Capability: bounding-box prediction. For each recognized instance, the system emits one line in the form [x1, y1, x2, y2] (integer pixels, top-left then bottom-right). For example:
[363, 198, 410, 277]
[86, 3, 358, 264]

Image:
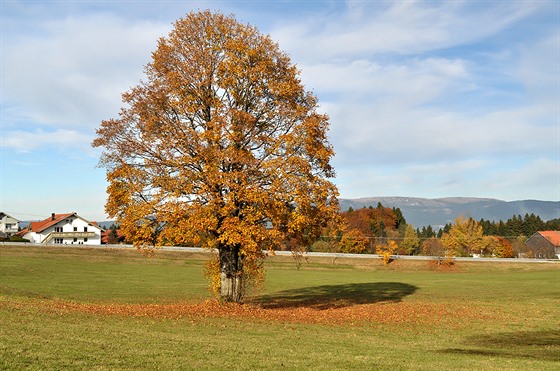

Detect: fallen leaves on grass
[2, 297, 495, 327]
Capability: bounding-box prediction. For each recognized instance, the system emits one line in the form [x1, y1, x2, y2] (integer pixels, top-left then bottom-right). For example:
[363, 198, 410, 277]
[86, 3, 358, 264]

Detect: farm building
[17, 212, 104, 245]
[525, 231, 560, 259]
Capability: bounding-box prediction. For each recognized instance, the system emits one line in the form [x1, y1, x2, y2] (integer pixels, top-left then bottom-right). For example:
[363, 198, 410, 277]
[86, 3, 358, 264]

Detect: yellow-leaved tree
[400, 224, 420, 255]
[441, 216, 484, 257]
[92, 11, 340, 302]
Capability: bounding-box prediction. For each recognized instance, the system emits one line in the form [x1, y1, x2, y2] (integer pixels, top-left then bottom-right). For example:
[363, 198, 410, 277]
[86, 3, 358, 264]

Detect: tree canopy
[93, 11, 340, 302]
[441, 216, 484, 257]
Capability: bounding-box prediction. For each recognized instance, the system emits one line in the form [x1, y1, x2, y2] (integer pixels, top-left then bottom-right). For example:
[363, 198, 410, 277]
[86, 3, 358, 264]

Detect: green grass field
[1, 245, 559, 370]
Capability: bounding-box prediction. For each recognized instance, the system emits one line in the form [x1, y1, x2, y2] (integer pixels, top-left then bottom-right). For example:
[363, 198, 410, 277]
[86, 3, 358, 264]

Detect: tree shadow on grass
[439, 329, 560, 362]
[257, 282, 418, 310]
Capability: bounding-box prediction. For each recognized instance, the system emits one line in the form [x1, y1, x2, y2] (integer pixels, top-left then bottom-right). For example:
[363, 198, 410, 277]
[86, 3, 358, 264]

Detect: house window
[84, 238, 88, 243]
[74, 227, 78, 232]
[54, 238, 63, 244]
[84, 227, 88, 232]
[55, 227, 63, 233]
[73, 238, 77, 242]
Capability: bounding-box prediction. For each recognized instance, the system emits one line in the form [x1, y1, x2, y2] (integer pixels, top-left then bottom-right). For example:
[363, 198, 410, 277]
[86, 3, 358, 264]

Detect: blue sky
[1, 0, 559, 222]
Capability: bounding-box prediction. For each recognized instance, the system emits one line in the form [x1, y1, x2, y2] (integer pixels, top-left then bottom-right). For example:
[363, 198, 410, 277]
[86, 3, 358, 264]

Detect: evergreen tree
[522, 213, 544, 236]
[426, 225, 435, 238]
[506, 215, 523, 237]
[497, 220, 507, 236]
[392, 207, 407, 233]
[107, 224, 119, 244]
[544, 218, 560, 230]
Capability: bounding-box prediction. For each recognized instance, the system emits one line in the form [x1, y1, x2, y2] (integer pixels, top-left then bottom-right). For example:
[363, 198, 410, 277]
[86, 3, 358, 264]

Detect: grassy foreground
[1, 245, 559, 370]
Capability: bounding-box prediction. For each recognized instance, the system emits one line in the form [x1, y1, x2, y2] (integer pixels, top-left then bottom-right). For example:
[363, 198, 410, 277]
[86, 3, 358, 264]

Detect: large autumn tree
[93, 11, 340, 302]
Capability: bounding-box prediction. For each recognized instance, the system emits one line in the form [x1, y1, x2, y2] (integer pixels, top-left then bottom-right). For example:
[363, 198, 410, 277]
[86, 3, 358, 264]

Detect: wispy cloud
[274, 1, 540, 59]
[2, 128, 93, 153]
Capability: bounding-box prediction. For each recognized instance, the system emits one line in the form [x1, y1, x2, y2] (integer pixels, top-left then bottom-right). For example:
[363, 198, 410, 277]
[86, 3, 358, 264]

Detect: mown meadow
[1, 245, 559, 369]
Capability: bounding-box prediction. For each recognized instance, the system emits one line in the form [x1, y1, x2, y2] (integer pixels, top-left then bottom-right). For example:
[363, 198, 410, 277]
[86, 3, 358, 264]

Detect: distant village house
[0, 212, 20, 237]
[525, 231, 560, 259]
[17, 212, 103, 245]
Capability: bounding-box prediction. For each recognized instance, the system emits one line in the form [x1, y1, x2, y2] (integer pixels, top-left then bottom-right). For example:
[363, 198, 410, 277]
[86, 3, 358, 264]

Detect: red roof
[100, 229, 126, 244]
[538, 231, 560, 246]
[28, 213, 76, 233]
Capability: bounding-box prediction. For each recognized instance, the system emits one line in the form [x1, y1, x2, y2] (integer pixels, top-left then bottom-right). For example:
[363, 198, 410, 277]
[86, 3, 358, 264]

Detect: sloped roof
[28, 213, 76, 233]
[538, 231, 560, 246]
[17, 212, 104, 237]
[0, 212, 19, 221]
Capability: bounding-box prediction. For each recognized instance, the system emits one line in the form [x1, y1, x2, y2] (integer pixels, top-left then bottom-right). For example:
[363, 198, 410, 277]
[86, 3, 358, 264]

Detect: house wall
[0, 215, 19, 235]
[525, 233, 557, 259]
[26, 216, 102, 245]
[22, 231, 41, 243]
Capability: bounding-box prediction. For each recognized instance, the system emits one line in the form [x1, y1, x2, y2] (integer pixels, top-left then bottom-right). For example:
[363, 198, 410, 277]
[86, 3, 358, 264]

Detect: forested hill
[338, 197, 560, 228]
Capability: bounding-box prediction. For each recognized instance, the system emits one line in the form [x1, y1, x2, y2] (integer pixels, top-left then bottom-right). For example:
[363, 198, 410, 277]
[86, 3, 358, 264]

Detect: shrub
[376, 240, 398, 266]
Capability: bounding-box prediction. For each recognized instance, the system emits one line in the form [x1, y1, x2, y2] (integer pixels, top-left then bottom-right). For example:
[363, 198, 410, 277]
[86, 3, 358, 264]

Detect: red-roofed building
[101, 228, 126, 244]
[525, 231, 560, 259]
[17, 212, 104, 245]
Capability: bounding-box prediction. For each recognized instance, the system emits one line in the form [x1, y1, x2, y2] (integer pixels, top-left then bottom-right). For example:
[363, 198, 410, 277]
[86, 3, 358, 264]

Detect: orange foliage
[339, 229, 370, 254]
[482, 235, 514, 258]
[493, 236, 514, 258]
[341, 206, 398, 238]
[421, 238, 445, 257]
[376, 241, 399, 265]
[92, 11, 340, 302]
[342, 208, 373, 236]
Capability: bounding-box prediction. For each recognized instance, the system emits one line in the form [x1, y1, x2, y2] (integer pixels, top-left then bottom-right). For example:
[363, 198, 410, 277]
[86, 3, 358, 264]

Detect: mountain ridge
[339, 197, 560, 228]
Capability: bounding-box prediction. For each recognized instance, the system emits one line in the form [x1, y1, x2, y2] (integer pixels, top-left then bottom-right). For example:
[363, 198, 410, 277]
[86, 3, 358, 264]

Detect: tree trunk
[219, 244, 243, 302]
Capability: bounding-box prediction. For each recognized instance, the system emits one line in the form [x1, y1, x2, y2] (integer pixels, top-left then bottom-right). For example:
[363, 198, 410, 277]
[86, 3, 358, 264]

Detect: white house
[0, 212, 20, 237]
[17, 212, 104, 245]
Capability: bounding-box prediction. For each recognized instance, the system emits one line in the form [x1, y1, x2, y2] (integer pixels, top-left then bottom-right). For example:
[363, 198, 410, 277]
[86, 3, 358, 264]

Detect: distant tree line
[478, 214, 560, 238]
[417, 214, 560, 240]
[307, 204, 559, 259]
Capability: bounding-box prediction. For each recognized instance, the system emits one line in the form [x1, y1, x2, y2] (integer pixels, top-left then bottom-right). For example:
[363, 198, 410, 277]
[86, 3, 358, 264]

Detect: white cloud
[2, 13, 170, 131]
[517, 33, 560, 104]
[2, 128, 93, 153]
[301, 57, 468, 101]
[329, 100, 558, 167]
